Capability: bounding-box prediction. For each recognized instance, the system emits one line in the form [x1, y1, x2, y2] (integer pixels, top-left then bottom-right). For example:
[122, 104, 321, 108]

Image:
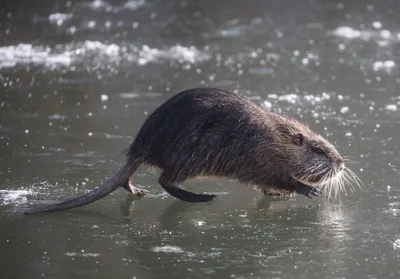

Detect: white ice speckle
[88, 132, 93, 136]
[123, 0, 145, 10]
[119, 93, 139, 99]
[136, 45, 210, 65]
[262, 101, 272, 109]
[65, 252, 100, 257]
[90, 0, 106, 9]
[385, 104, 397, 111]
[321, 92, 331, 100]
[380, 30, 391, 39]
[332, 26, 361, 39]
[152, 245, 184, 253]
[101, 94, 108, 101]
[48, 114, 67, 120]
[345, 132, 352, 137]
[80, 41, 120, 57]
[393, 239, 400, 250]
[373, 60, 395, 71]
[277, 94, 298, 104]
[340, 107, 349, 113]
[88, 21, 96, 28]
[385, 60, 396, 67]
[48, 13, 73, 26]
[372, 21, 382, 29]
[25, 129, 29, 134]
[301, 58, 309, 65]
[217, 25, 247, 37]
[68, 26, 77, 34]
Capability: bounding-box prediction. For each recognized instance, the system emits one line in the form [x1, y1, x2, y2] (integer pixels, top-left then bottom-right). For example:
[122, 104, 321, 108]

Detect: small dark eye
[293, 133, 304, 145]
[311, 146, 325, 155]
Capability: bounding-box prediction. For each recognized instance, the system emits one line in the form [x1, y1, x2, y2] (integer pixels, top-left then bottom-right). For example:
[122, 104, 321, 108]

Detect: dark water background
[1, 0, 400, 278]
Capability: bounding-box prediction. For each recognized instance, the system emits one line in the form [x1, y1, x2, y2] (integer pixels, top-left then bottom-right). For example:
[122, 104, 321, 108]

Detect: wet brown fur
[24, 88, 344, 214]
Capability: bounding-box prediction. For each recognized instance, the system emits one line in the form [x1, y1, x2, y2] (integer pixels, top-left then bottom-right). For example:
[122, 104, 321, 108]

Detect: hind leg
[121, 179, 148, 196]
[158, 171, 216, 203]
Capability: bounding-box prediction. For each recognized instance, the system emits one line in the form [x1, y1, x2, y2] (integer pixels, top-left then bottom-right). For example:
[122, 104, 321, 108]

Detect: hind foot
[295, 183, 322, 199]
[121, 180, 148, 196]
[127, 181, 148, 196]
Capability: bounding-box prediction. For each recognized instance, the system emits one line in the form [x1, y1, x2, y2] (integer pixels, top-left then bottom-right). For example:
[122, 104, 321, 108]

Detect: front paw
[262, 188, 294, 197]
[295, 184, 323, 199]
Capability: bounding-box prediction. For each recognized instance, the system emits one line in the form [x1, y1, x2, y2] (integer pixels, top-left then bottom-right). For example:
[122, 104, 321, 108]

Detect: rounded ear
[293, 133, 304, 145]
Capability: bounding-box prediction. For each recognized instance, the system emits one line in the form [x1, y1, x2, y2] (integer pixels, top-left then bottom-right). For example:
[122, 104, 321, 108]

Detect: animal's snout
[333, 156, 344, 171]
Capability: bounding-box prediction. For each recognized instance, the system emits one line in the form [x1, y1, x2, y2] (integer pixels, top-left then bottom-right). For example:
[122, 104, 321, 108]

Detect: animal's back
[129, 88, 271, 176]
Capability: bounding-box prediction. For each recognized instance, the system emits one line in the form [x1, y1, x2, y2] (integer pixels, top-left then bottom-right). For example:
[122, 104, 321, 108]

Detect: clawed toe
[134, 189, 149, 196]
[128, 182, 148, 196]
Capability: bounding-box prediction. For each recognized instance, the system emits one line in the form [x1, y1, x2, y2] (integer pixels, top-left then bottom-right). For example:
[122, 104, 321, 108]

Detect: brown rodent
[24, 88, 357, 214]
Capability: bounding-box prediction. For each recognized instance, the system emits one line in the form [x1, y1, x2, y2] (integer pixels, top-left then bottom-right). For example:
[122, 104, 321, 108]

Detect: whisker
[342, 171, 355, 193]
[342, 155, 358, 161]
[343, 160, 359, 165]
[345, 167, 363, 189]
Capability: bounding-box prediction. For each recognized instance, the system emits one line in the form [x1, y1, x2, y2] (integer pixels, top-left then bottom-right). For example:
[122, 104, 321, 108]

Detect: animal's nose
[334, 157, 344, 171]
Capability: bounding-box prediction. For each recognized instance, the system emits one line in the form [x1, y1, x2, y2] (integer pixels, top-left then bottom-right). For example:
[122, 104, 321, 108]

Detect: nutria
[24, 88, 359, 214]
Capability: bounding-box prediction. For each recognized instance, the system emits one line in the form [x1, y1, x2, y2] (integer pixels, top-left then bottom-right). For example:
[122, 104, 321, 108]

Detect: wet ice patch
[217, 25, 247, 37]
[100, 94, 108, 102]
[331, 26, 399, 45]
[152, 245, 184, 253]
[304, 92, 331, 103]
[88, 0, 108, 9]
[74, 41, 120, 57]
[0, 44, 72, 68]
[261, 100, 272, 109]
[0, 189, 34, 205]
[121, 0, 145, 11]
[267, 93, 298, 104]
[385, 104, 397, 112]
[386, 201, 400, 216]
[119, 92, 139, 99]
[84, 0, 145, 11]
[65, 252, 101, 257]
[48, 13, 73, 26]
[372, 60, 395, 72]
[266, 92, 332, 105]
[0, 42, 210, 69]
[136, 45, 210, 65]
[393, 239, 400, 250]
[331, 26, 363, 39]
[340, 107, 349, 113]
[48, 114, 67, 120]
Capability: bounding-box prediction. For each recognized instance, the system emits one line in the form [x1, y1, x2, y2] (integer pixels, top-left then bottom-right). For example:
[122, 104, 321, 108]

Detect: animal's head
[273, 114, 360, 197]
